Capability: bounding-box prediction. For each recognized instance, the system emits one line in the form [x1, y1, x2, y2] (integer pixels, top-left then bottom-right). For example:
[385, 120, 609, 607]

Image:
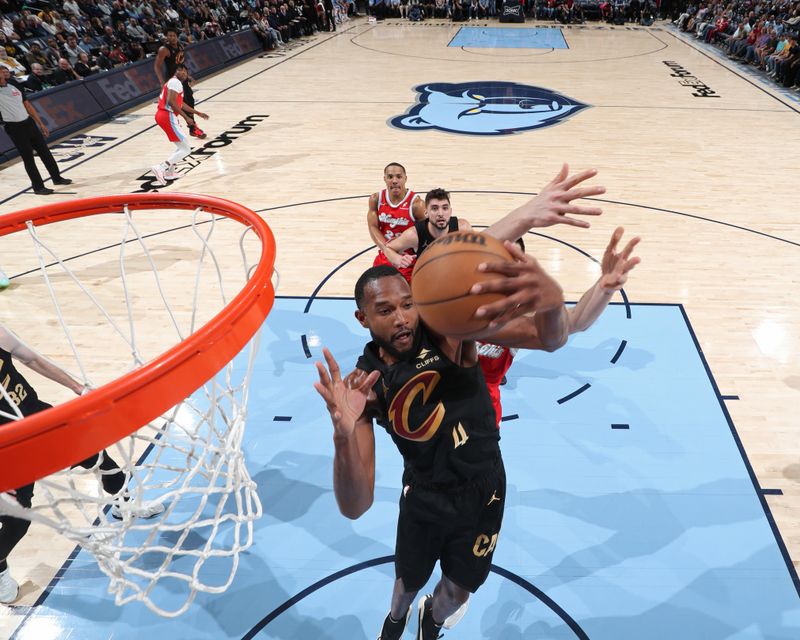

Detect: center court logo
[389, 81, 588, 136]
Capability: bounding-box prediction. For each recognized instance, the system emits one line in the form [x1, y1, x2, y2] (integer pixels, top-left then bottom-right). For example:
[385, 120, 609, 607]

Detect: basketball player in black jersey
[154, 27, 206, 139]
[0, 325, 164, 604]
[382, 187, 470, 278]
[314, 164, 607, 640]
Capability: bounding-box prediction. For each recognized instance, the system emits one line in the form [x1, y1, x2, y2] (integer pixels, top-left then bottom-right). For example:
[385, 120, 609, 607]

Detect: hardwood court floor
[1, 17, 799, 638]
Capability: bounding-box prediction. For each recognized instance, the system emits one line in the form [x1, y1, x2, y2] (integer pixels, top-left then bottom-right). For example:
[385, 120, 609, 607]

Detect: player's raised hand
[519, 163, 605, 229]
[470, 240, 564, 327]
[313, 348, 379, 438]
[599, 227, 641, 291]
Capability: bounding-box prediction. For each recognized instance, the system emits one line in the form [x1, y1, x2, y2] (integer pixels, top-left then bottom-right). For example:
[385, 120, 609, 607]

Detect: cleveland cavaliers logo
[388, 371, 446, 442]
[389, 81, 588, 136]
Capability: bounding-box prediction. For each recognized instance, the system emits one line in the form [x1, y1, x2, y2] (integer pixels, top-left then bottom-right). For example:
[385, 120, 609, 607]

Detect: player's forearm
[367, 221, 387, 252]
[332, 433, 373, 519]
[25, 357, 84, 395]
[482, 203, 534, 243]
[568, 279, 614, 334]
[533, 305, 569, 352]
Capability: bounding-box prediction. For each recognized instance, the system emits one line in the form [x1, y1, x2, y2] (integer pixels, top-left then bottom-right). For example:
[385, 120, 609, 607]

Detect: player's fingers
[620, 236, 641, 261]
[547, 162, 569, 188]
[557, 204, 603, 217]
[477, 296, 535, 323]
[474, 259, 529, 279]
[562, 184, 605, 202]
[322, 347, 342, 382]
[357, 370, 381, 392]
[561, 167, 597, 191]
[623, 256, 642, 273]
[554, 216, 591, 229]
[503, 240, 527, 261]
[605, 226, 624, 255]
[315, 360, 332, 387]
[312, 381, 334, 408]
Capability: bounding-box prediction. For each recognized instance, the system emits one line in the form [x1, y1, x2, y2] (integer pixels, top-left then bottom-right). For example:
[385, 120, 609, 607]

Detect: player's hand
[599, 227, 641, 291]
[38, 123, 49, 138]
[396, 254, 415, 269]
[519, 163, 605, 229]
[197, 111, 209, 120]
[314, 348, 379, 439]
[470, 240, 564, 327]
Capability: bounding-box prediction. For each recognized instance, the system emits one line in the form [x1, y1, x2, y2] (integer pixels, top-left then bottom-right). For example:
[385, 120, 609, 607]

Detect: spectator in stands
[41, 38, 62, 68]
[62, 35, 82, 65]
[74, 51, 96, 78]
[126, 16, 149, 42]
[108, 41, 129, 65]
[63, 0, 84, 19]
[49, 57, 81, 84]
[0, 48, 25, 78]
[96, 45, 115, 70]
[24, 44, 53, 73]
[23, 63, 53, 93]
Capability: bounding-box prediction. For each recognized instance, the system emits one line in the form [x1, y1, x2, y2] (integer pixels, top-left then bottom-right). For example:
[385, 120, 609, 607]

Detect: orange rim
[0, 193, 276, 492]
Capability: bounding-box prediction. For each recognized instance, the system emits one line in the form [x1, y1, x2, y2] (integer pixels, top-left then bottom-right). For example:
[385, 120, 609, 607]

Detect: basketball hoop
[0, 193, 276, 616]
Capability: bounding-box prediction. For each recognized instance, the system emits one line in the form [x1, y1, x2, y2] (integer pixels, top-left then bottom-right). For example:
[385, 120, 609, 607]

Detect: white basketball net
[0, 202, 272, 616]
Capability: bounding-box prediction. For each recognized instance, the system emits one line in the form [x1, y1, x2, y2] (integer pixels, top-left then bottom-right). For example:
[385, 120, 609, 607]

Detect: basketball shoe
[0, 568, 19, 604]
[189, 124, 207, 139]
[151, 164, 167, 186]
[416, 595, 444, 640]
[111, 498, 165, 520]
[164, 165, 180, 181]
[377, 605, 411, 640]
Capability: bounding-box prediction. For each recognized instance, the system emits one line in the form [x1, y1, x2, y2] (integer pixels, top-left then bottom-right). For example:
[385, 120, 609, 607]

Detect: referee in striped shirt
[0, 66, 71, 197]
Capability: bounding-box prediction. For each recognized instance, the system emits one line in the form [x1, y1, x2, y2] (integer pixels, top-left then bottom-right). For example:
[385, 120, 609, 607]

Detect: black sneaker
[33, 187, 54, 195]
[416, 595, 443, 640]
[378, 605, 411, 640]
[52, 177, 73, 185]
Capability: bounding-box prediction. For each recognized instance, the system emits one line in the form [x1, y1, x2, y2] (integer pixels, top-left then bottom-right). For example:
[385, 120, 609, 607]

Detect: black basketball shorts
[394, 457, 506, 593]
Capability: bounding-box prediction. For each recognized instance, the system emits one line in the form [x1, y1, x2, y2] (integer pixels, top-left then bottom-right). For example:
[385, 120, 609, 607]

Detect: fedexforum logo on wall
[389, 81, 588, 136]
[133, 115, 268, 192]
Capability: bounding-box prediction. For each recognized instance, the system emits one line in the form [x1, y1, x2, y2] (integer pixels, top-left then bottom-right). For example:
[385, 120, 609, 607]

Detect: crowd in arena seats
[674, 0, 800, 89]
[0, 0, 356, 95]
[369, 0, 658, 26]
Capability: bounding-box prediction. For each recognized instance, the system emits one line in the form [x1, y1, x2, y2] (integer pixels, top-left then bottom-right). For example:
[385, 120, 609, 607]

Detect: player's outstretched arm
[483, 163, 605, 242]
[569, 227, 641, 333]
[313, 348, 380, 519]
[0, 325, 85, 395]
[385, 226, 419, 269]
[466, 241, 569, 351]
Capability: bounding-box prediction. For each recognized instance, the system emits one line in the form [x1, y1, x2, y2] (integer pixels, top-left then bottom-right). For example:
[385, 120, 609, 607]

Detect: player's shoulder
[166, 76, 183, 90]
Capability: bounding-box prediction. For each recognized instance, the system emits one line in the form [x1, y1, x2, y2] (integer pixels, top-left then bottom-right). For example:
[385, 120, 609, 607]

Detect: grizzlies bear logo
[389, 81, 588, 136]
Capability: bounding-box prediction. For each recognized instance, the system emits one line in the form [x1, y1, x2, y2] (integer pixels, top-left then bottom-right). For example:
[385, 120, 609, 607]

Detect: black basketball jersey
[356, 327, 500, 486]
[414, 217, 459, 257]
[0, 347, 41, 421]
[163, 43, 185, 77]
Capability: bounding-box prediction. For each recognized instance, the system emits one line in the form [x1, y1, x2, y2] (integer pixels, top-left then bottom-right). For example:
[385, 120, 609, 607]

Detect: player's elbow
[337, 495, 373, 520]
[540, 328, 569, 352]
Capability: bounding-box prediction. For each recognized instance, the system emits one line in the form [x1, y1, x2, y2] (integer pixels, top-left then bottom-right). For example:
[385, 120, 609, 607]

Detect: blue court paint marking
[611, 423, 630, 430]
[500, 413, 519, 422]
[300, 334, 312, 358]
[610, 339, 628, 363]
[722, 395, 739, 400]
[678, 304, 800, 598]
[272, 416, 292, 422]
[762, 489, 784, 496]
[241, 556, 589, 640]
[448, 27, 569, 49]
[556, 383, 591, 405]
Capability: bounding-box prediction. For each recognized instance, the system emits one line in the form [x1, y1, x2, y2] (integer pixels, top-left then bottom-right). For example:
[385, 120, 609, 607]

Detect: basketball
[411, 231, 513, 336]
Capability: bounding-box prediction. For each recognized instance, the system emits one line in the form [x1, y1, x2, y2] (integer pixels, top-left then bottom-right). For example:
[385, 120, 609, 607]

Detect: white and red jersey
[157, 76, 184, 113]
[376, 188, 418, 244]
[477, 342, 517, 428]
